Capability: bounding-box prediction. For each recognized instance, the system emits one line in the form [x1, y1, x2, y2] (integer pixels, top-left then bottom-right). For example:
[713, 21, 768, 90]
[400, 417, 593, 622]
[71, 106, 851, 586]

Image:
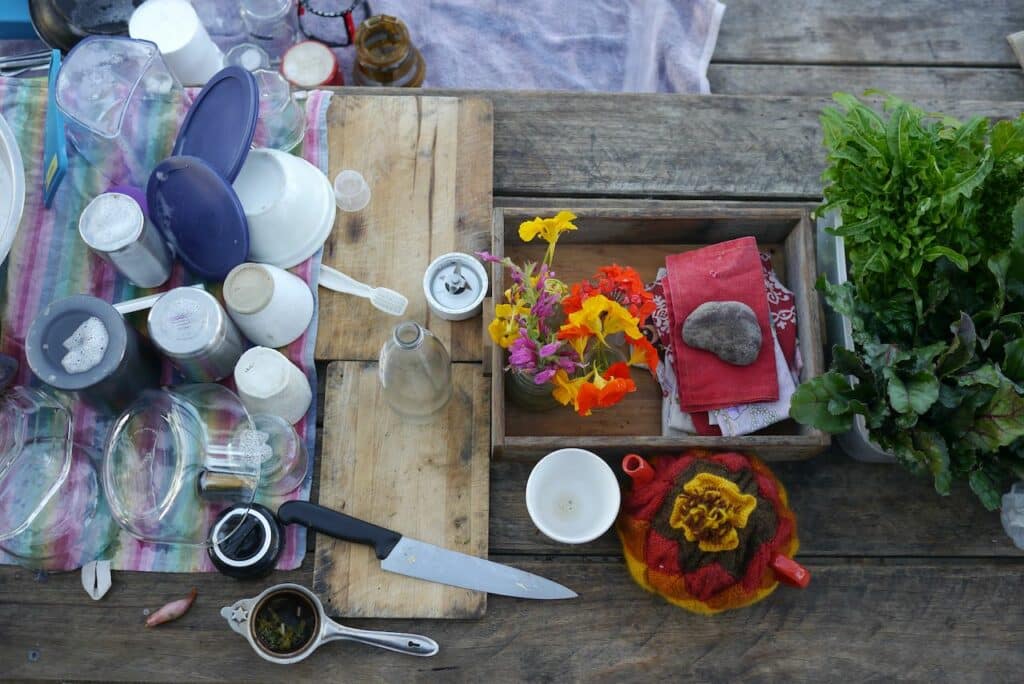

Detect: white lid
[282, 41, 337, 87]
[148, 287, 224, 356]
[79, 192, 144, 251]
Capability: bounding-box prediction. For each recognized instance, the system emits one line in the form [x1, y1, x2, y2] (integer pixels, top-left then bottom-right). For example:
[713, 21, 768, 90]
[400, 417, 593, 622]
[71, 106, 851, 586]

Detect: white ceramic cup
[234, 346, 312, 425]
[232, 148, 337, 269]
[129, 0, 224, 86]
[223, 262, 314, 348]
[526, 448, 621, 544]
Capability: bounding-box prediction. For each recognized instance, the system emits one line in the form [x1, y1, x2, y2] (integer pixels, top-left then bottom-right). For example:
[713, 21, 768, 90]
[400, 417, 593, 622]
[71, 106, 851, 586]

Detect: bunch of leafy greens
[790, 92, 1024, 509]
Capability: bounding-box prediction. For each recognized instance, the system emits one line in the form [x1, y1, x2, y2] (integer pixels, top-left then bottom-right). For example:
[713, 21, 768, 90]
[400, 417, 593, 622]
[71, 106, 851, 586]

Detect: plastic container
[240, 0, 299, 64]
[815, 213, 895, 463]
[333, 170, 371, 212]
[232, 148, 336, 268]
[55, 36, 182, 186]
[378, 321, 452, 419]
[223, 262, 314, 348]
[253, 68, 306, 152]
[129, 0, 224, 86]
[526, 448, 620, 544]
[102, 384, 262, 547]
[0, 386, 114, 569]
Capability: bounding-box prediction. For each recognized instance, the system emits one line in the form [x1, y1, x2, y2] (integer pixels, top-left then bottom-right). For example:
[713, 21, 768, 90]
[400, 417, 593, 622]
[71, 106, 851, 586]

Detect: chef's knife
[277, 501, 577, 600]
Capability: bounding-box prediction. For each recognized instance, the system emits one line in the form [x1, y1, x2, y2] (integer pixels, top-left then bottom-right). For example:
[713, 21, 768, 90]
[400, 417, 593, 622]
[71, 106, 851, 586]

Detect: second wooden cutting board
[316, 94, 493, 363]
[314, 361, 490, 618]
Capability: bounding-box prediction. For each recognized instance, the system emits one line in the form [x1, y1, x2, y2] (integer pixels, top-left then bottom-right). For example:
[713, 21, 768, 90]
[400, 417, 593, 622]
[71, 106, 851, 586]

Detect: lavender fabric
[315, 0, 726, 93]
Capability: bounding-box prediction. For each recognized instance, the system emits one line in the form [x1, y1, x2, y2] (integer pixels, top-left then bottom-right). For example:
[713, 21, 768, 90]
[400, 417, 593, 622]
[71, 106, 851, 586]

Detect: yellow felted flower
[668, 472, 758, 552]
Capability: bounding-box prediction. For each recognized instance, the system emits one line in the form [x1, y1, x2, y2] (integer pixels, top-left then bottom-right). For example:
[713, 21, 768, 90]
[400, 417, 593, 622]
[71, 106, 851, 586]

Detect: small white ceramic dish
[526, 448, 621, 545]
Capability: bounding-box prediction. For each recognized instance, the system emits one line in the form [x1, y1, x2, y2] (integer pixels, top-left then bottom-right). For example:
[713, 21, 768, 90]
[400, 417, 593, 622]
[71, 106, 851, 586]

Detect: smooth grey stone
[682, 300, 762, 366]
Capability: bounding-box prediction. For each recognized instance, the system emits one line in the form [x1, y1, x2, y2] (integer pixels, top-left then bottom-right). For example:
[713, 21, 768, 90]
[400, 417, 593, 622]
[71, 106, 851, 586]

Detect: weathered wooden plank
[488, 448, 1024, 558]
[314, 88, 1024, 199]
[709, 64, 1024, 100]
[715, 0, 1023, 66]
[2, 558, 1022, 682]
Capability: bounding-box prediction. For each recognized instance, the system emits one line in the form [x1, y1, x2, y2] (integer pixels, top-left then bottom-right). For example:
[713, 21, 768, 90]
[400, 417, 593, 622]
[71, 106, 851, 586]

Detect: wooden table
[3, 2, 1024, 680]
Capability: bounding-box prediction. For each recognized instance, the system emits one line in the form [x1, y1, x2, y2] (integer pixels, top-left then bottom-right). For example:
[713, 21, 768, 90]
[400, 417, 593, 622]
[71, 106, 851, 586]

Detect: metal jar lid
[423, 252, 488, 321]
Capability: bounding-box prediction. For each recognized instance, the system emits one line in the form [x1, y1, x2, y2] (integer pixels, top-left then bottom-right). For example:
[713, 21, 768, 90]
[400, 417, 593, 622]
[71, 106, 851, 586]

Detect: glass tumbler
[252, 69, 306, 151]
[378, 322, 453, 419]
[55, 36, 182, 186]
[240, 0, 299, 64]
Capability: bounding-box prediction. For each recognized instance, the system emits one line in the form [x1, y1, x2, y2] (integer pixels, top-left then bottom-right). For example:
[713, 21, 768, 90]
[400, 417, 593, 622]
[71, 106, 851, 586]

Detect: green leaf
[922, 246, 968, 271]
[1004, 339, 1024, 384]
[789, 372, 855, 433]
[941, 147, 993, 204]
[913, 430, 951, 495]
[936, 313, 976, 377]
[957, 364, 1003, 388]
[906, 372, 940, 414]
[886, 372, 910, 413]
[963, 376, 1024, 450]
[968, 469, 1002, 511]
[832, 345, 871, 381]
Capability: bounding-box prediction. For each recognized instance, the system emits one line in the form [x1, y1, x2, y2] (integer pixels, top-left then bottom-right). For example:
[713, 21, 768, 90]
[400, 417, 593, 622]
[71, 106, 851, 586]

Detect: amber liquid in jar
[353, 15, 426, 87]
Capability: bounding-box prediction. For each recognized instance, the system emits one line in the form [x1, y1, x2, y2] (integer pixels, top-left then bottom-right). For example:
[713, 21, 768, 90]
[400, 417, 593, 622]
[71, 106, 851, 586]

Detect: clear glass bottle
[379, 322, 452, 418]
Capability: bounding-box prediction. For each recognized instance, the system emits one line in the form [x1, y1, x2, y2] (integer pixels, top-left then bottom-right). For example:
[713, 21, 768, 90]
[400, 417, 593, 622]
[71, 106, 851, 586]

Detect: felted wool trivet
[617, 450, 809, 615]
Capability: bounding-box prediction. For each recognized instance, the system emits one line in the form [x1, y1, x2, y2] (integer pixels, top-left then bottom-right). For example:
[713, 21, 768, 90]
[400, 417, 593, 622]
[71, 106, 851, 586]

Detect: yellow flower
[560, 295, 643, 345]
[518, 211, 577, 263]
[488, 303, 523, 348]
[552, 369, 589, 407]
[668, 472, 758, 553]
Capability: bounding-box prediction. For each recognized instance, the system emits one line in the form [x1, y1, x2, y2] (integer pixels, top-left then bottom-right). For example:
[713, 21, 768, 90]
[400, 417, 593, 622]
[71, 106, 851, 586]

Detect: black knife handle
[277, 501, 402, 559]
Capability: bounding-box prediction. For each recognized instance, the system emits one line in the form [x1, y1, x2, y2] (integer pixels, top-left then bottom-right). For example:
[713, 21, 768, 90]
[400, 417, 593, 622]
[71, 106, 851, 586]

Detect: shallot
[145, 588, 197, 627]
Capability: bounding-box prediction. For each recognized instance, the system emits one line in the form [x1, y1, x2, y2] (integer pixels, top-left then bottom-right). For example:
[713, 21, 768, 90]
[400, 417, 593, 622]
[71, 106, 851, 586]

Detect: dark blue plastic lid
[147, 156, 249, 281]
[172, 66, 259, 182]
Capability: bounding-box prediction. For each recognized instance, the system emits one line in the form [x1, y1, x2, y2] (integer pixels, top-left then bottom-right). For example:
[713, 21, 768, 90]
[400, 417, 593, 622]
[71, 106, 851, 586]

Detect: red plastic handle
[622, 453, 655, 486]
[771, 554, 811, 588]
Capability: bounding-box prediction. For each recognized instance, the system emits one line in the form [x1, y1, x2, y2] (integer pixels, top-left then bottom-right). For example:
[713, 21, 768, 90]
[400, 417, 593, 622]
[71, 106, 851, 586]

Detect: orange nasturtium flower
[557, 295, 643, 345]
[552, 362, 637, 416]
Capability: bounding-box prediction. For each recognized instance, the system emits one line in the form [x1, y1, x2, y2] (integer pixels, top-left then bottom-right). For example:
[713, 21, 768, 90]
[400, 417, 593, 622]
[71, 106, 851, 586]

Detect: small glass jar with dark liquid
[352, 15, 425, 87]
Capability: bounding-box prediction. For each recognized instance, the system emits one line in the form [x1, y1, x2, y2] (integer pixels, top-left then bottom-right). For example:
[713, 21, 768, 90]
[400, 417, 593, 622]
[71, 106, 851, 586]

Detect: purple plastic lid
[147, 156, 249, 281]
[172, 66, 259, 182]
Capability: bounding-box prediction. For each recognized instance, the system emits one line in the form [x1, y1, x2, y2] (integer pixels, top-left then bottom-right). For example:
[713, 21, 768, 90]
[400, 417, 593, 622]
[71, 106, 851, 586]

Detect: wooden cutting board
[314, 361, 490, 618]
[316, 95, 493, 362]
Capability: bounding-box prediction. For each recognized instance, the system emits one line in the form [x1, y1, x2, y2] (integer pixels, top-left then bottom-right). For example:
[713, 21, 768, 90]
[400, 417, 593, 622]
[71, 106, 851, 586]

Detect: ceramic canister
[223, 262, 314, 349]
[25, 294, 161, 411]
[233, 346, 312, 425]
[148, 287, 246, 382]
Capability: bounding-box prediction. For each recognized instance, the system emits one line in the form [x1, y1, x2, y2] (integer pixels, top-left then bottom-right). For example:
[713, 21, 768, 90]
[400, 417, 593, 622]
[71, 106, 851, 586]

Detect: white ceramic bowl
[233, 148, 336, 269]
[525, 448, 621, 544]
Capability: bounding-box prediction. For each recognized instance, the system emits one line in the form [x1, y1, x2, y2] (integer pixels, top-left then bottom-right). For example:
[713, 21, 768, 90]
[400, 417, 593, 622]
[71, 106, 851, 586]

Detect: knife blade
[277, 501, 577, 600]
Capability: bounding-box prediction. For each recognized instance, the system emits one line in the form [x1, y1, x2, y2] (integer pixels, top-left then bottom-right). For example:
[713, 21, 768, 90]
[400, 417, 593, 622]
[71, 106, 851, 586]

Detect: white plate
[0, 112, 26, 267]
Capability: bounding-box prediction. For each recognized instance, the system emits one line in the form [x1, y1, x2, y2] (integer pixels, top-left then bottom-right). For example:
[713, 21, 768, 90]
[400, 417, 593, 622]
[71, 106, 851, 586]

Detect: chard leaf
[886, 372, 910, 413]
[963, 376, 1024, 450]
[1004, 339, 1024, 384]
[913, 430, 952, 495]
[906, 372, 941, 414]
[789, 372, 855, 433]
[936, 313, 976, 377]
[968, 469, 1003, 511]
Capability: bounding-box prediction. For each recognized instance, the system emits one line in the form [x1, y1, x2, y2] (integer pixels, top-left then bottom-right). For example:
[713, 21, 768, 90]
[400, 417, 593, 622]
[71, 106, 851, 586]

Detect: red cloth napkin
[665, 237, 778, 413]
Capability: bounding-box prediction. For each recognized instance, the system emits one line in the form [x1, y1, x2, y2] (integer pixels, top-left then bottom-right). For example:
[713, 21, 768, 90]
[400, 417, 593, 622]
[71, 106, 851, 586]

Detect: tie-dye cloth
[0, 76, 332, 572]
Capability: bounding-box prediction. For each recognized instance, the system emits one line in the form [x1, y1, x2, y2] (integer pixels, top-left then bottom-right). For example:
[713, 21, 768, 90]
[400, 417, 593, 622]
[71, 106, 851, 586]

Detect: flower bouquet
[481, 211, 658, 416]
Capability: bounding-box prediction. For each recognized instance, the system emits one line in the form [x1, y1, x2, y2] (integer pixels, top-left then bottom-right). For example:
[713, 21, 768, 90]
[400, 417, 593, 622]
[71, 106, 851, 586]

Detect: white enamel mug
[526, 448, 621, 544]
[223, 262, 314, 348]
[234, 346, 312, 424]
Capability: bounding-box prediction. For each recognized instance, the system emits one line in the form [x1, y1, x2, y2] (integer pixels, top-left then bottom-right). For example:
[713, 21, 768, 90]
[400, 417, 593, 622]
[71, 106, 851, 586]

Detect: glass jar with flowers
[482, 212, 659, 416]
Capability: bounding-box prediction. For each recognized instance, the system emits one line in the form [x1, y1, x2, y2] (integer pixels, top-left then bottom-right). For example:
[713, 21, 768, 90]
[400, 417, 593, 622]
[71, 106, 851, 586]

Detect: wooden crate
[488, 203, 830, 461]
